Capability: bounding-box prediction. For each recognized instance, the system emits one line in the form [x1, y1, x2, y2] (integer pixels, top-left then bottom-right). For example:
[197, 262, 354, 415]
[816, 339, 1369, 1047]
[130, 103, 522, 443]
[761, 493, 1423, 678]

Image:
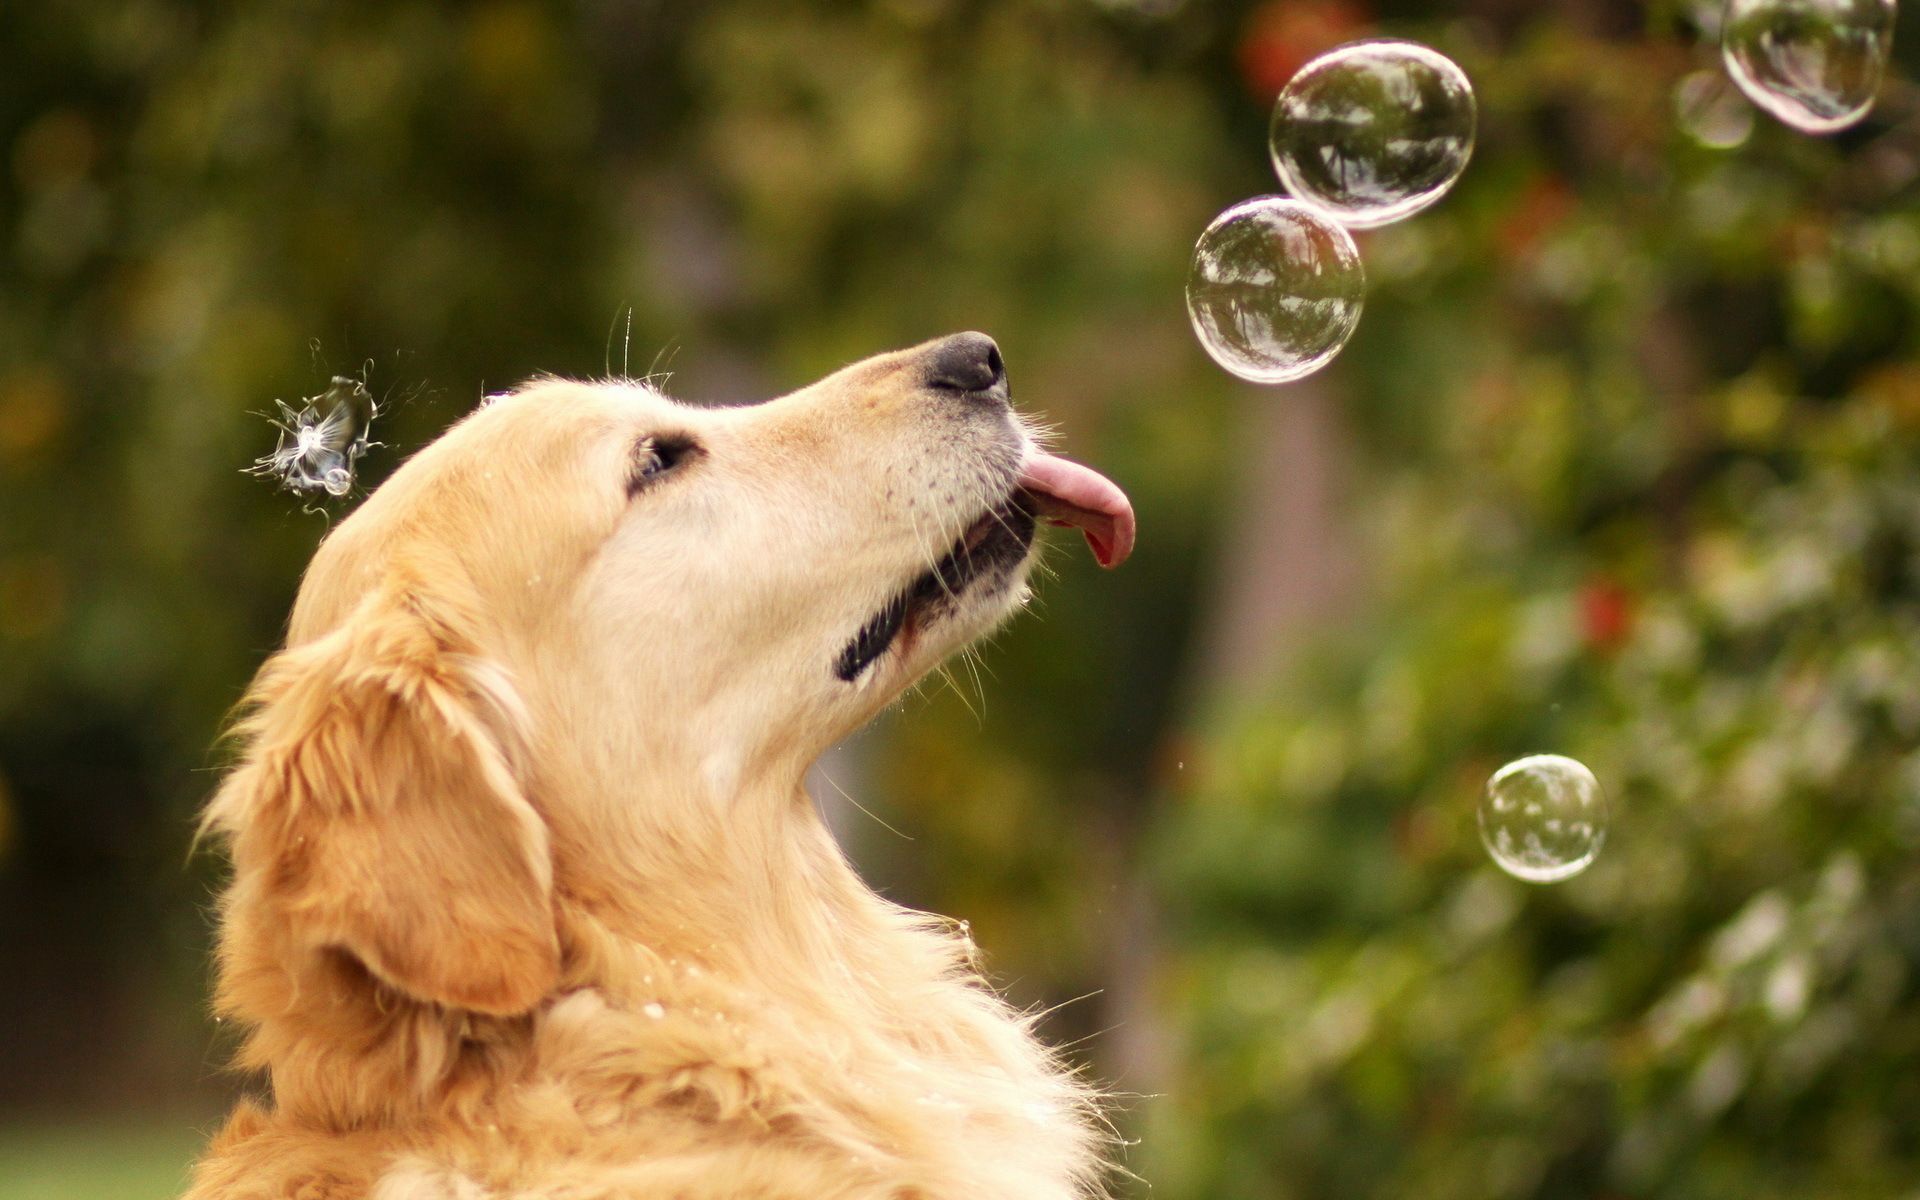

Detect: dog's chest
[507, 986, 1093, 1198]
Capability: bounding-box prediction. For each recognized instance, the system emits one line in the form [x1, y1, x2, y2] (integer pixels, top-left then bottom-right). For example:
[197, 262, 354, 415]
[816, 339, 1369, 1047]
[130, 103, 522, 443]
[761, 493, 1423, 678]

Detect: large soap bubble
[1186, 197, 1366, 384]
[1478, 754, 1609, 884]
[1268, 40, 1477, 230]
[1722, 0, 1895, 134]
[249, 376, 378, 498]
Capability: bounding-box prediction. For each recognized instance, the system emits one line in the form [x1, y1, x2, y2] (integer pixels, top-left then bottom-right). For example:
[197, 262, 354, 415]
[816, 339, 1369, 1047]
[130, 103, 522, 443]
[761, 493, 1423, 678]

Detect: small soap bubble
[1186, 196, 1366, 384]
[1268, 40, 1476, 230]
[1675, 70, 1756, 148]
[1478, 754, 1608, 884]
[249, 376, 378, 499]
[1722, 0, 1895, 134]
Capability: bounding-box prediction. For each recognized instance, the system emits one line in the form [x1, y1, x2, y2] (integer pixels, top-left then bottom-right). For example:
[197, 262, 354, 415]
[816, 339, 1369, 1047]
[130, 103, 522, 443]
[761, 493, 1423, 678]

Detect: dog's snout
[924, 332, 1005, 395]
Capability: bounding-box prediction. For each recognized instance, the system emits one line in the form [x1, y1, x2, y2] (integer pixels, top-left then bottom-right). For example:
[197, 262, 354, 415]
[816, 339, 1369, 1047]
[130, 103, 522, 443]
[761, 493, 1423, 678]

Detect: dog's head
[205, 334, 1132, 1017]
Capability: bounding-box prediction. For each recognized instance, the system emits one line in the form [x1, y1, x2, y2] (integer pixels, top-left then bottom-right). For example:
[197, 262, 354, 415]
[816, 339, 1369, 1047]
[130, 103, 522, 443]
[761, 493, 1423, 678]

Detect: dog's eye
[628, 434, 700, 495]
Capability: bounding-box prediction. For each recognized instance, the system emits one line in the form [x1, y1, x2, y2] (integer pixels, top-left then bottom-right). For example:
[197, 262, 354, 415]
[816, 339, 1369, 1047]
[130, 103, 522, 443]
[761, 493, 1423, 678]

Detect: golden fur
[187, 339, 1110, 1199]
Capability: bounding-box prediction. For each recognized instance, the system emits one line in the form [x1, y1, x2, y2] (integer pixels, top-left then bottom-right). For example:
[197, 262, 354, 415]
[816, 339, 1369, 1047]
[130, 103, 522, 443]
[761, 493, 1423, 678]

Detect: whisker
[906, 507, 963, 606]
[958, 646, 989, 721]
[642, 342, 680, 390]
[603, 306, 624, 380]
[936, 661, 980, 723]
[968, 642, 1002, 686]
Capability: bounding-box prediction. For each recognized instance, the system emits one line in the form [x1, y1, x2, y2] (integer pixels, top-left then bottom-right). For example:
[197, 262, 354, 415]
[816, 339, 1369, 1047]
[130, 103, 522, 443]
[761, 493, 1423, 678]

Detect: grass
[0, 1123, 205, 1200]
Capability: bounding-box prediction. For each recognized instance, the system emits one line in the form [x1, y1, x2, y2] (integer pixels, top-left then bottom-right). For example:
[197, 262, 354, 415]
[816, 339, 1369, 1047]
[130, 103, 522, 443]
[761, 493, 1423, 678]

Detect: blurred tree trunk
[1102, 380, 1359, 1099]
[1189, 381, 1360, 701]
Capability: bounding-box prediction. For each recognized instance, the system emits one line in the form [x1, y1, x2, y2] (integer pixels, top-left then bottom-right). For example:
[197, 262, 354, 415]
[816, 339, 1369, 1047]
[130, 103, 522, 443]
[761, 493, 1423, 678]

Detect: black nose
[924, 332, 1005, 394]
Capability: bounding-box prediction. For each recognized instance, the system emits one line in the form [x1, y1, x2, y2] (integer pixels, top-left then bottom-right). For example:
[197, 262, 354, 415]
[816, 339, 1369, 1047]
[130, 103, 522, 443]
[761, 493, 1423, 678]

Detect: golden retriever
[186, 333, 1136, 1200]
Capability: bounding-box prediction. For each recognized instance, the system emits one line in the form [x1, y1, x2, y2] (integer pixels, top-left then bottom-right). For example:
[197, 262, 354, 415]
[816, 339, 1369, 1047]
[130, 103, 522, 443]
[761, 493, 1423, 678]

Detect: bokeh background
[6, 0, 1920, 1196]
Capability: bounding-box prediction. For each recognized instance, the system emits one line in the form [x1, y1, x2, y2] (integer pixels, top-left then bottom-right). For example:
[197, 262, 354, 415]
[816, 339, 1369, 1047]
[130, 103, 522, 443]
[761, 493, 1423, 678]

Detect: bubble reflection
[1268, 40, 1477, 230]
[1478, 754, 1609, 884]
[1185, 197, 1366, 384]
[1722, 0, 1895, 134]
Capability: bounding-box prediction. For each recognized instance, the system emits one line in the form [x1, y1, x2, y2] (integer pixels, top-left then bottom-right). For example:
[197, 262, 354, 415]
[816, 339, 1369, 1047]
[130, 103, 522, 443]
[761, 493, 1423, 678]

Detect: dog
[185, 333, 1136, 1199]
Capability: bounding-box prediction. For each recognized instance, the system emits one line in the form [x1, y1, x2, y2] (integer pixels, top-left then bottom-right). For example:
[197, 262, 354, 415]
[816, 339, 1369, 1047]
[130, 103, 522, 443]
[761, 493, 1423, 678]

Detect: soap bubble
[1674, 70, 1756, 148]
[1478, 754, 1608, 884]
[249, 375, 378, 498]
[1268, 40, 1476, 230]
[1186, 197, 1366, 384]
[1722, 0, 1895, 134]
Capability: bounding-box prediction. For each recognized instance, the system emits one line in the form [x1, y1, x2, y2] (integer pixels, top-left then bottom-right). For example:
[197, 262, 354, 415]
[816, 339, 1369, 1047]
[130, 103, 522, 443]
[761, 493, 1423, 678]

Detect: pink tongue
[1017, 453, 1136, 569]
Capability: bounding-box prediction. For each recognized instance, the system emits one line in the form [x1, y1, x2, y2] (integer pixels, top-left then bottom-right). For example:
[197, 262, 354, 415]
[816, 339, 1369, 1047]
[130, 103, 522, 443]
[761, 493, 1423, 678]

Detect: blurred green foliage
[3, 0, 1919, 1197]
[1145, 10, 1920, 1198]
[0, 1126, 196, 1200]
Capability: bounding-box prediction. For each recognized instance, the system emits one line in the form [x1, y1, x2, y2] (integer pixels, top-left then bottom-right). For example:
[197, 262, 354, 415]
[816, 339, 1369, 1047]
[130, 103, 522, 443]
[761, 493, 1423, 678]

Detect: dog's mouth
[833, 453, 1135, 682]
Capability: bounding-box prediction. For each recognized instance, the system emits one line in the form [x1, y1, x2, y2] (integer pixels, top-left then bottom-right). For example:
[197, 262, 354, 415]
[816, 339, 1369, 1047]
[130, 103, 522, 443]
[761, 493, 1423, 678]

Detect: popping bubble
[1186, 196, 1366, 384]
[1269, 40, 1477, 230]
[1478, 754, 1609, 884]
[1675, 70, 1757, 148]
[1722, 0, 1895, 134]
[249, 375, 378, 498]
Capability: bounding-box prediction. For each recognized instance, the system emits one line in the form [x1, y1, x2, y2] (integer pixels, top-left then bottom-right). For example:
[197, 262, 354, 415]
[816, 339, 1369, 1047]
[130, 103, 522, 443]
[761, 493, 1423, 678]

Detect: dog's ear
[205, 588, 559, 1016]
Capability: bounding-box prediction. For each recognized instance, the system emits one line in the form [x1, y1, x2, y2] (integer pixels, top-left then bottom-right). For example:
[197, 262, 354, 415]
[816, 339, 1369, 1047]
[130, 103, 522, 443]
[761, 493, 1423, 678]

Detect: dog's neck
[545, 759, 916, 1000]
[538, 766, 1105, 1190]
